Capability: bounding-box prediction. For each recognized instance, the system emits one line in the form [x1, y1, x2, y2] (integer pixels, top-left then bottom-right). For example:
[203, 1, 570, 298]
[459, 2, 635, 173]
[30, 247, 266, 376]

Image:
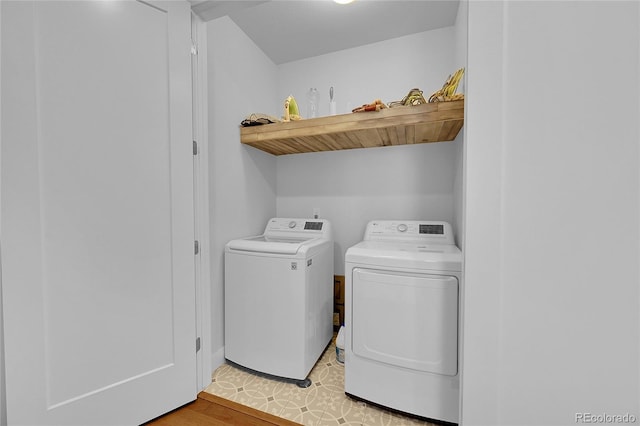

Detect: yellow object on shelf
[429, 68, 465, 102]
[283, 95, 301, 121]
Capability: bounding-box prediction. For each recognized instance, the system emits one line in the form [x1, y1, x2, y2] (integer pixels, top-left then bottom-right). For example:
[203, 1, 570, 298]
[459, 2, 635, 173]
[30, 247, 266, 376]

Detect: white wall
[275, 27, 456, 117]
[207, 16, 278, 366]
[275, 28, 462, 273]
[462, 2, 639, 425]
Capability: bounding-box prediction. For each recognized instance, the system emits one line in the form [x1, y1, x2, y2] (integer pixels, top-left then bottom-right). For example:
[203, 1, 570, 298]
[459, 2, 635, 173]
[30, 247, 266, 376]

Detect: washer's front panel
[352, 268, 458, 376]
[224, 252, 306, 378]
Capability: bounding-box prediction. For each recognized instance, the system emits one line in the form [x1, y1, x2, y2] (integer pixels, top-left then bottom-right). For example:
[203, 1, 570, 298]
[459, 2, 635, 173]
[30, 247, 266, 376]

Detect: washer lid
[345, 241, 462, 272]
[226, 235, 322, 255]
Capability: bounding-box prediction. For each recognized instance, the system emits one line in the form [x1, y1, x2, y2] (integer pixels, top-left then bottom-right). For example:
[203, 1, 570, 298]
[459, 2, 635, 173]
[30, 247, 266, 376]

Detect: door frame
[0, 4, 6, 423]
[191, 12, 212, 391]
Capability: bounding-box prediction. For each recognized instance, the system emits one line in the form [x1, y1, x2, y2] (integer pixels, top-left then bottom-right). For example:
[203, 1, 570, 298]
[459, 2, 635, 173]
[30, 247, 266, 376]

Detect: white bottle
[329, 86, 337, 115]
[306, 88, 319, 118]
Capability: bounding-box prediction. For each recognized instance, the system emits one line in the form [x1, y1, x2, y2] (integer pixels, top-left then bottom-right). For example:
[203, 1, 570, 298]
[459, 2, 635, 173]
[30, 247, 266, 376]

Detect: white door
[1, 1, 197, 424]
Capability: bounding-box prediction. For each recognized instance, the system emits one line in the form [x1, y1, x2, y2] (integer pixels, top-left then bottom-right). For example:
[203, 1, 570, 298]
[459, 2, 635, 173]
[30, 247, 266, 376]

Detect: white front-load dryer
[224, 218, 334, 387]
[345, 220, 462, 424]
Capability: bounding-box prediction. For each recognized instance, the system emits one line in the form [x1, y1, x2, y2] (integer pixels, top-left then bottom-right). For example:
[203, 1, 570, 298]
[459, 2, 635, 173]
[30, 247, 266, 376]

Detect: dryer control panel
[364, 220, 454, 245]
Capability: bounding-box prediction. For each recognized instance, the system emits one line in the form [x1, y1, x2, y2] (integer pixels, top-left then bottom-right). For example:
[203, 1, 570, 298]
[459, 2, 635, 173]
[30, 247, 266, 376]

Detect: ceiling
[189, 0, 460, 64]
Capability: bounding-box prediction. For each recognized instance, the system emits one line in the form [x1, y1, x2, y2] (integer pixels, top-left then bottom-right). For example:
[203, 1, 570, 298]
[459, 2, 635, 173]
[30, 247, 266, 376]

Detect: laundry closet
[206, 6, 467, 370]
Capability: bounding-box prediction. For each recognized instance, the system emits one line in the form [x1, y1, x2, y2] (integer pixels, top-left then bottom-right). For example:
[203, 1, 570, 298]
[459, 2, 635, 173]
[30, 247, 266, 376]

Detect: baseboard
[210, 346, 225, 376]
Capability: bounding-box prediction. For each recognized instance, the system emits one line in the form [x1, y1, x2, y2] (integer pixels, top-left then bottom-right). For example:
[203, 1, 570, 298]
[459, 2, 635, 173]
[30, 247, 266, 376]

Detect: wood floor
[144, 392, 301, 426]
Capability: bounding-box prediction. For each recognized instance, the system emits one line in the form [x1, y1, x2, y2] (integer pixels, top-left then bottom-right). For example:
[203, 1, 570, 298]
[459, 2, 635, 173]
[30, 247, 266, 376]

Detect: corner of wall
[206, 16, 279, 371]
[452, 0, 468, 250]
[460, 1, 505, 425]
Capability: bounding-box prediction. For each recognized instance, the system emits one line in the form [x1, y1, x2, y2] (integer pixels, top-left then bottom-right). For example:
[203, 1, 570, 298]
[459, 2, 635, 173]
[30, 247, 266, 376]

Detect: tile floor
[204, 339, 438, 426]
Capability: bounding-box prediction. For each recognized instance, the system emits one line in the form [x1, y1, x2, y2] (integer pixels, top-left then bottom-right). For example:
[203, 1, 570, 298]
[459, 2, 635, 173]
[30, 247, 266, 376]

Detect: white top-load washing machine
[345, 220, 462, 424]
[225, 218, 333, 387]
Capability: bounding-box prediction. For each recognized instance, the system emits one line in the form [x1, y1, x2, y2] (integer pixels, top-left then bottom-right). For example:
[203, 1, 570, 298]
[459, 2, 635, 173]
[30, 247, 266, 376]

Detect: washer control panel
[364, 220, 454, 244]
[264, 218, 332, 239]
[268, 218, 324, 231]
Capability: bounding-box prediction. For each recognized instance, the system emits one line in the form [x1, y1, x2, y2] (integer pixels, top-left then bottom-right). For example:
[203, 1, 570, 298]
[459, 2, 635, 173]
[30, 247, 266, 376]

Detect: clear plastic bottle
[306, 88, 319, 118]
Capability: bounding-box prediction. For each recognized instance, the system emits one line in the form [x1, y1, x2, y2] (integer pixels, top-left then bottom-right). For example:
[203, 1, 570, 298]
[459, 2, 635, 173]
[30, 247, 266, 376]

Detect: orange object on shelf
[352, 99, 387, 113]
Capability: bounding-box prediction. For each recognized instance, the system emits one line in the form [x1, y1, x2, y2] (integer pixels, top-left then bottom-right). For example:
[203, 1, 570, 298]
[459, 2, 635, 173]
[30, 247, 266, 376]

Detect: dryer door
[352, 268, 458, 375]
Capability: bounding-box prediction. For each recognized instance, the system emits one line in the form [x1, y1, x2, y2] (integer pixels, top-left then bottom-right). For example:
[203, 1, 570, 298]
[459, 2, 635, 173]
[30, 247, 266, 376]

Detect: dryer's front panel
[352, 268, 458, 376]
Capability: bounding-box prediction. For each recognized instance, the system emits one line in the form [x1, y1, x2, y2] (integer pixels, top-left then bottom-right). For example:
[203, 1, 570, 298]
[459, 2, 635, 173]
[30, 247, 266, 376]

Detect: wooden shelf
[240, 99, 464, 156]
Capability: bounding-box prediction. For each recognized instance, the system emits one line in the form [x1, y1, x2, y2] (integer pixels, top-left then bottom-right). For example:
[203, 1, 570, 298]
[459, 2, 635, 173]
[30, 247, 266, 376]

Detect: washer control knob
[397, 223, 408, 232]
[288, 221, 297, 229]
